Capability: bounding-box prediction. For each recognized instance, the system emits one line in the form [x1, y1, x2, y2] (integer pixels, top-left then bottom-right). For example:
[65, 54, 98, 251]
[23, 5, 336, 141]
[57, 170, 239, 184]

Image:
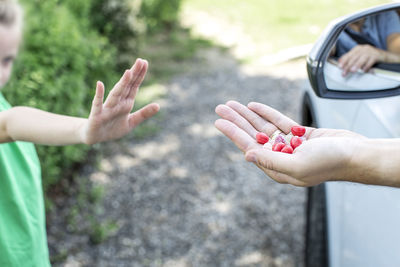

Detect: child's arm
[0, 59, 160, 145]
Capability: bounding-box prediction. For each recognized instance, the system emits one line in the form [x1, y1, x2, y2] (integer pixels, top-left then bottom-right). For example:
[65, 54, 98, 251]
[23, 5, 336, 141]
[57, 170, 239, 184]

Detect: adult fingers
[215, 104, 258, 138]
[90, 81, 105, 117]
[350, 55, 369, 73]
[246, 148, 311, 186]
[258, 165, 308, 187]
[246, 149, 309, 186]
[347, 50, 365, 74]
[128, 103, 160, 129]
[247, 102, 298, 134]
[245, 147, 298, 176]
[362, 57, 377, 72]
[215, 119, 260, 152]
[226, 100, 277, 135]
[256, 162, 290, 184]
[339, 49, 360, 76]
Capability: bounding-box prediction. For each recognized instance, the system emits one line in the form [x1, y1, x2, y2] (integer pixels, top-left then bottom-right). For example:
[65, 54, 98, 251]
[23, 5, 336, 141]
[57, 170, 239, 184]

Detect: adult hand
[215, 101, 365, 187]
[338, 44, 384, 76]
[82, 58, 160, 145]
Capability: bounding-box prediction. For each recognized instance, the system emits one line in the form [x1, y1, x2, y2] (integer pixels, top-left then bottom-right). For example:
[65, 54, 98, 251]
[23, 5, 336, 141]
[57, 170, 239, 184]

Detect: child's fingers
[90, 81, 105, 116]
[104, 69, 132, 108]
[215, 104, 258, 139]
[128, 103, 160, 129]
[127, 59, 148, 100]
[247, 102, 298, 134]
[120, 58, 143, 99]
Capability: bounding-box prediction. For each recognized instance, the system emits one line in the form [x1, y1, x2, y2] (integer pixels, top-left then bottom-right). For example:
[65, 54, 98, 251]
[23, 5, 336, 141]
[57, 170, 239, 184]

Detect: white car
[303, 3, 400, 267]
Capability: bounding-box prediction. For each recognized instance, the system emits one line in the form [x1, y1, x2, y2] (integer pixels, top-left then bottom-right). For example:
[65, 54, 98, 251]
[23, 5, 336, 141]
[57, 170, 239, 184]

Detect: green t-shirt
[0, 93, 50, 267]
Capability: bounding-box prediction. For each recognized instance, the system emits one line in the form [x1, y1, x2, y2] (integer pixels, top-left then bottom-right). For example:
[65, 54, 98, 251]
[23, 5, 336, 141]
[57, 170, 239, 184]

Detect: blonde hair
[0, 0, 22, 27]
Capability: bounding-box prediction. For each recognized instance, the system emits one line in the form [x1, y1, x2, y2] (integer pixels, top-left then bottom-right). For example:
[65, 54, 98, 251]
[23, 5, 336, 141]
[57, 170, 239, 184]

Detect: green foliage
[88, 0, 136, 58]
[87, 0, 184, 67]
[2, 0, 184, 194]
[89, 219, 119, 245]
[140, 0, 182, 33]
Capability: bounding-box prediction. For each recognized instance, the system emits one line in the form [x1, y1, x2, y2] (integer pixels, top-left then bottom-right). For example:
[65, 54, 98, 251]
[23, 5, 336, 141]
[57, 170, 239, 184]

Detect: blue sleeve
[336, 30, 358, 57]
[377, 11, 400, 37]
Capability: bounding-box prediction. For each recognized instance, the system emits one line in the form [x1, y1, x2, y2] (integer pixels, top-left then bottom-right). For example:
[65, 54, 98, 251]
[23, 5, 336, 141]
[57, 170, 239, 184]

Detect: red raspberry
[290, 136, 303, 150]
[281, 145, 294, 154]
[291, 126, 306, 137]
[256, 132, 269, 144]
[272, 142, 285, 152]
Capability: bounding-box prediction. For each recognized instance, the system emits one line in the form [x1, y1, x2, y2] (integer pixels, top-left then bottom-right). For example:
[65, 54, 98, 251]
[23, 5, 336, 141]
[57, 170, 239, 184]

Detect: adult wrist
[380, 49, 389, 63]
[347, 138, 374, 184]
[349, 139, 400, 187]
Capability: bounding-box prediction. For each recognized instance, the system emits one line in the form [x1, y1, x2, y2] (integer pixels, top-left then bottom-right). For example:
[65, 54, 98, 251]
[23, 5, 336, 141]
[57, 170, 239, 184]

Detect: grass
[138, 27, 213, 83]
[183, 0, 389, 56]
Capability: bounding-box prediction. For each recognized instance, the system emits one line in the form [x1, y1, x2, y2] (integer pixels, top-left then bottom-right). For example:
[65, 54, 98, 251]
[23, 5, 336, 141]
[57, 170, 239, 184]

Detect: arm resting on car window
[338, 33, 400, 76]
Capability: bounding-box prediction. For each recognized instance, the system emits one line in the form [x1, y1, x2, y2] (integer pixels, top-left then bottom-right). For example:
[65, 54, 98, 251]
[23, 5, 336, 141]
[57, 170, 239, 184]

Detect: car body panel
[304, 85, 400, 267]
[359, 97, 400, 137]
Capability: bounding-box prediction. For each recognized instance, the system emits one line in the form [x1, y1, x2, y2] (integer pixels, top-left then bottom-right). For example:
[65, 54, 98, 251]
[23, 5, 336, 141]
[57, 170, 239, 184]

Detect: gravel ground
[49, 48, 309, 267]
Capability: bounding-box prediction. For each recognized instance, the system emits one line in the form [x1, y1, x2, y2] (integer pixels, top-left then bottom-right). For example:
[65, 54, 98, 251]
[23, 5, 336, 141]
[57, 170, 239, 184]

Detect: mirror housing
[307, 3, 400, 99]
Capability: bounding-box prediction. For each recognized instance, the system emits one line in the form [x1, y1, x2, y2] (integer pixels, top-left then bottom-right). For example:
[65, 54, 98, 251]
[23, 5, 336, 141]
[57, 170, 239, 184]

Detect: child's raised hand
[82, 58, 160, 145]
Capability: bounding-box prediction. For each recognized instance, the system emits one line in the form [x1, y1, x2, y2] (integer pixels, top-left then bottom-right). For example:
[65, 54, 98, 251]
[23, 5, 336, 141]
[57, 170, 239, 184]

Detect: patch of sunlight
[163, 258, 189, 267]
[169, 166, 188, 179]
[186, 122, 220, 138]
[180, 8, 260, 60]
[252, 43, 313, 67]
[235, 251, 266, 266]
[114, 154, 143, 170]
[135, 83, 167, 106]
[63, 257, 82, 267]
[99, 158, 114, 173]
[240, 58, 308, 80]
[128, 134, 181, 160]
[212, 201, 232, 215]
[89, 172, 111, 185]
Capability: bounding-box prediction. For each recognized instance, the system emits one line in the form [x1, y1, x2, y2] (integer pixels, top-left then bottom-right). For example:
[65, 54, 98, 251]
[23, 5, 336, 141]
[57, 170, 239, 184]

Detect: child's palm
[83, 59, 159, 145]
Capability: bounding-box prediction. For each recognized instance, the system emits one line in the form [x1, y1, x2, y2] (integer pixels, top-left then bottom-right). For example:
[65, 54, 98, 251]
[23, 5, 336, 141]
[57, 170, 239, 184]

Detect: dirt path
[53, 48, 309, 267]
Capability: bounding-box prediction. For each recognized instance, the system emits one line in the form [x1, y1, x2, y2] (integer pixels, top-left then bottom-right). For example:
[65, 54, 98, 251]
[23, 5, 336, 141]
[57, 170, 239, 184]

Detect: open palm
[215, 101, 365, 186]
[82, 59, 160, 145]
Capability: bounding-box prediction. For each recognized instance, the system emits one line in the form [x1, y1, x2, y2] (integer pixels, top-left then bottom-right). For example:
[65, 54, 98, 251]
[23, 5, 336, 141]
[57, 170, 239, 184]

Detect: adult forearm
[5, 107, 87, 145]
[350, 138, 400, 187]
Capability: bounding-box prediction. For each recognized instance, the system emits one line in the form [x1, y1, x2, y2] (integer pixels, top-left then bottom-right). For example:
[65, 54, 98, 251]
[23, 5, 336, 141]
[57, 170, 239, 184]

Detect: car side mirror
[307, 3, 400, 99]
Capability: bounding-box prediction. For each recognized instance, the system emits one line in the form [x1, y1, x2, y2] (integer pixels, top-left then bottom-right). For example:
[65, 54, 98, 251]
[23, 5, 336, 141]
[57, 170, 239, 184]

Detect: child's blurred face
[0, 24, 21, 89]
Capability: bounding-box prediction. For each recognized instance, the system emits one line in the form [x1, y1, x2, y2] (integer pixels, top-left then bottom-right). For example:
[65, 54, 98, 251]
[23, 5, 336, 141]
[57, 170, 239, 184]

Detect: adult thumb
[245, 148, 294, 174]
